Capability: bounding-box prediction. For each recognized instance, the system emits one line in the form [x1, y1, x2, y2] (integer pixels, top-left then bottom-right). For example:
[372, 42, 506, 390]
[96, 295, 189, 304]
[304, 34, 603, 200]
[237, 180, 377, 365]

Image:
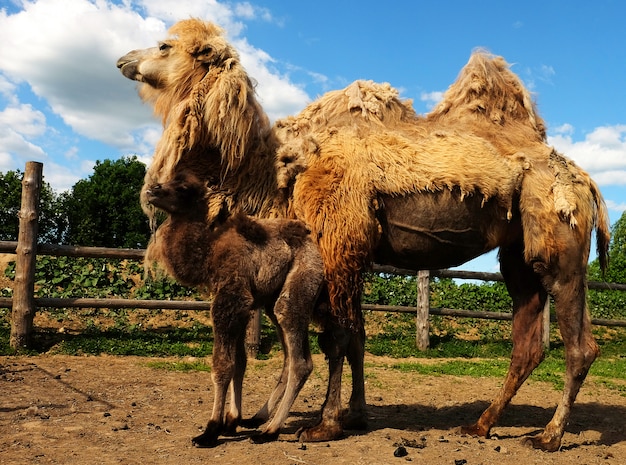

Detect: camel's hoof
[343, 410, 368, 431]
[522, 434, 561, 452]
[250, 431, 280, 444]
[192, 432, 219, 448]
[460, 423, 490, 438]
[296, 422, 344, 442]
[223, 413, 241, 435]
[240, 417, 266, 429]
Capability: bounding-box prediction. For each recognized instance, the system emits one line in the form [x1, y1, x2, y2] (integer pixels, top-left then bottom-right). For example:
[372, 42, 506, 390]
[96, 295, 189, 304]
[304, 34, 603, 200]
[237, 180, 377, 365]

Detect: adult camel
[117, 19, 610, 451]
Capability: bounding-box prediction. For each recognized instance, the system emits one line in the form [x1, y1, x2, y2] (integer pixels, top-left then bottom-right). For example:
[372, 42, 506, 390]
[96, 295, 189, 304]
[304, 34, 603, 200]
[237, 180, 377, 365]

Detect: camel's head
[118, 18, 270, 180]
[145, 173, 207, 215]
[117, 19, 237, 94]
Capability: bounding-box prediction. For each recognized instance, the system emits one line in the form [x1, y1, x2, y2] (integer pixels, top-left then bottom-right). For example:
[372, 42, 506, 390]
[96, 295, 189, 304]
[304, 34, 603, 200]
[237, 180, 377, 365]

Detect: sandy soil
[1, 353, 624, 465]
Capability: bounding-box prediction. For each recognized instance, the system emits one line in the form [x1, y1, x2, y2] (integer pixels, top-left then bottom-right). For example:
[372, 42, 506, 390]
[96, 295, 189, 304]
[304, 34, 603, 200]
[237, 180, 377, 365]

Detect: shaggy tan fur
[143, 21, 270, 176]
[428, 50, 547, 149]
[118, 20, 279, 225]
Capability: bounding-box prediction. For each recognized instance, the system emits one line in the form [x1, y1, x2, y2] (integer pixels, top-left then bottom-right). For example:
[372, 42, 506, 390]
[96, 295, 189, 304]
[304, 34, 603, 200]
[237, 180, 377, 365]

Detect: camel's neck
[218, 129, 291, 220]
[158, 218, 215, 288]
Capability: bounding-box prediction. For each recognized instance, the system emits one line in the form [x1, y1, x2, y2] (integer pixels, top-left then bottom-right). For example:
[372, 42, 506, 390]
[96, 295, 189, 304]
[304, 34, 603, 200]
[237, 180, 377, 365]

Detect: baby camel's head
[145, 173, 207, 216]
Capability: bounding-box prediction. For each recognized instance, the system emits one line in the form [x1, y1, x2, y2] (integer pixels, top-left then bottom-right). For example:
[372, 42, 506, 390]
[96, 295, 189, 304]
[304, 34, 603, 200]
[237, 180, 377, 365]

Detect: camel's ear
[192, 36, 237, 67]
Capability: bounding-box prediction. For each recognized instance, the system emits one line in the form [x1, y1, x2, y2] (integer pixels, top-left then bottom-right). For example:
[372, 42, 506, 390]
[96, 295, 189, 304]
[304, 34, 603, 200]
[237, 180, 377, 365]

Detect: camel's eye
[158, 42, 171, 52]
[197, 46, 213, 56]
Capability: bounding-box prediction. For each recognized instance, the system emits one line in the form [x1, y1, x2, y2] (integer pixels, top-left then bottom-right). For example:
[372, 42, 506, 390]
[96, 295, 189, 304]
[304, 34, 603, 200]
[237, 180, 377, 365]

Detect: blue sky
[1, 0, 625, 272]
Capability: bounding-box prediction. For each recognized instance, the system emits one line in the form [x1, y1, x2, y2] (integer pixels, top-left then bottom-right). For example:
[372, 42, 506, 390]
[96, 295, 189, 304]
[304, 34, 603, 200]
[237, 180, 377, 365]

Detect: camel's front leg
[192, 291, 252, 448]
[192, 337, 235, 447]
[297, 323, 350, 442]
[344, 325, 368, 430]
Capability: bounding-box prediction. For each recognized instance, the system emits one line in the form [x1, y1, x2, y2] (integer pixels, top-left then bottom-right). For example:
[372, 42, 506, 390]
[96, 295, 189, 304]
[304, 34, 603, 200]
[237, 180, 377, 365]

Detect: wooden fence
[2, 161, 626, 353]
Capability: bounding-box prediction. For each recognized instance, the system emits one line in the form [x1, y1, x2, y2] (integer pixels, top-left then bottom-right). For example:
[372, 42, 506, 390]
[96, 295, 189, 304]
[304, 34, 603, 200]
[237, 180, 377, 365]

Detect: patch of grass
[47, 323, 214, 357]
[144, 360, 211, 372]
[385, 350, 626, 395]
[365, 313, 513, 359]
[391, 358, 510, 378]
[594, 379, 626, 395]
[589, 357, 626, 378]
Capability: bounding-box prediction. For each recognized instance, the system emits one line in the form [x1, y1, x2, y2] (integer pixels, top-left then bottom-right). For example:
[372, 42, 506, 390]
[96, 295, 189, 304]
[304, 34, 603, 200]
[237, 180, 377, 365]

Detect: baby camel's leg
[223, 329, 248, 434]
[253, 261, 321, 442]
[192, 288, 252, 448]
[241, 310, 290, 428]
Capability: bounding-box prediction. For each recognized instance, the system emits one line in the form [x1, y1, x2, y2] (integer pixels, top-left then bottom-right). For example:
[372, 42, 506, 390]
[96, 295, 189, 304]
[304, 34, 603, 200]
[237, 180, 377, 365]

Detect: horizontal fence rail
[2, 161, 625, 352]
[3, 241, 626, 343]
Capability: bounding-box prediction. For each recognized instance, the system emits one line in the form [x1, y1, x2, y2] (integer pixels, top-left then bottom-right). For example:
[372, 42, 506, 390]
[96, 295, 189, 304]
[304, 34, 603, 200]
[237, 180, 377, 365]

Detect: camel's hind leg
[253, 259, 321, 442]
[462, 243, 548, 439]
[297, 321, 350, 442]
[253, 313, 313, 442]
[241, 309, 290, 429]
[525, 247, 598, 451]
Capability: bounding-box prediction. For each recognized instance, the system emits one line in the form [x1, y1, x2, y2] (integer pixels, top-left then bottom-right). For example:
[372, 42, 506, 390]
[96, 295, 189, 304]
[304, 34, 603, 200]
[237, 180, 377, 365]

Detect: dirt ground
[1, 353, 625, 465]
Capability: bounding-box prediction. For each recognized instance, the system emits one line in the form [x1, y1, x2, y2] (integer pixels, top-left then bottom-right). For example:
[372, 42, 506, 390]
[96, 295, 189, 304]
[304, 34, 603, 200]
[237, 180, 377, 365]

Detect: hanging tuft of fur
[135, 19, 271, 181]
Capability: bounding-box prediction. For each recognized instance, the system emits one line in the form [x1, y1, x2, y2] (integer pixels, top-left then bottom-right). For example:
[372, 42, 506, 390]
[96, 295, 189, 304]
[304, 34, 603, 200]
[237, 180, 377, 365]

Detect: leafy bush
[430, 278, 512, 313]
[3, 256, 626, 357]
[3, 256, 198, 301]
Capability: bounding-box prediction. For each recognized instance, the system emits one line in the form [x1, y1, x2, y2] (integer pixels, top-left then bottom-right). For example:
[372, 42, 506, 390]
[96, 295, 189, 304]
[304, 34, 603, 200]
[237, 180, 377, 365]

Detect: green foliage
[363, 274, 513, 313]
[145, 360, 212, 372]
[586, 211, 626, 319]
[3, 255, 199, 304]
[63, 156, 150, 248]
[589, 210, 626, 283]
[0, 170, 22, 241]
[0, 169, 68, 243]
[587, 288, 626, 320]
[50, 323, 214, 357]
[430, 278, 512, 313]
[363, 273, 417, 306]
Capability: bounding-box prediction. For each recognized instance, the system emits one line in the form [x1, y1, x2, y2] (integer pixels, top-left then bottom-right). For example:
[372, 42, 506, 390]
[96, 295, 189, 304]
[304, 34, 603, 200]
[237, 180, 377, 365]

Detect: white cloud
[0, 74, 17, 101]
[234, 2, 273, 22]
[0, 0, 311, 157]
[234, 38, 310, 121]
[420, 91, 444, 109]
[548, 124, 626, 185]
[43, 159, 96, 192]
[605, 199, 626, 214]
[0, 103, 47, 166]
[0, 0, 164, 149]
[0, 103, 46, 138]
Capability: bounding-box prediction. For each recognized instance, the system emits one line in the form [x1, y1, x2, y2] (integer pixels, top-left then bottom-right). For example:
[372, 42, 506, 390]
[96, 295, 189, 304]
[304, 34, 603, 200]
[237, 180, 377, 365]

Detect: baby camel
[145, 173, 324, 447]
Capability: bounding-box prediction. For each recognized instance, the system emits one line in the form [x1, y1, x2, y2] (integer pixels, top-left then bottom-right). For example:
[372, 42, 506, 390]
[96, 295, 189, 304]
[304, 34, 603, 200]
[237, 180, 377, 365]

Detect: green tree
[589, 211, 626, 283]
[63, 156, 150, 248]
[0, 170, 67, 244]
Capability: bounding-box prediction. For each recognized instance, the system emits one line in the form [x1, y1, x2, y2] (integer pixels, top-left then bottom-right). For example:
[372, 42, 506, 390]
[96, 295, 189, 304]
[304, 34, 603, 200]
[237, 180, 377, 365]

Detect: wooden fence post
[416, 270, 430, 350]
[10, 161, 43, 350]
[246, 308, 262, 358]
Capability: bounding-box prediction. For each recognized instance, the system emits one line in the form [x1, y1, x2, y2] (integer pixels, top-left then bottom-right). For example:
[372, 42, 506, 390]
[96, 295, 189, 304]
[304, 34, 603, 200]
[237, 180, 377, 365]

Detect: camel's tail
[591, 179, 610, 273]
